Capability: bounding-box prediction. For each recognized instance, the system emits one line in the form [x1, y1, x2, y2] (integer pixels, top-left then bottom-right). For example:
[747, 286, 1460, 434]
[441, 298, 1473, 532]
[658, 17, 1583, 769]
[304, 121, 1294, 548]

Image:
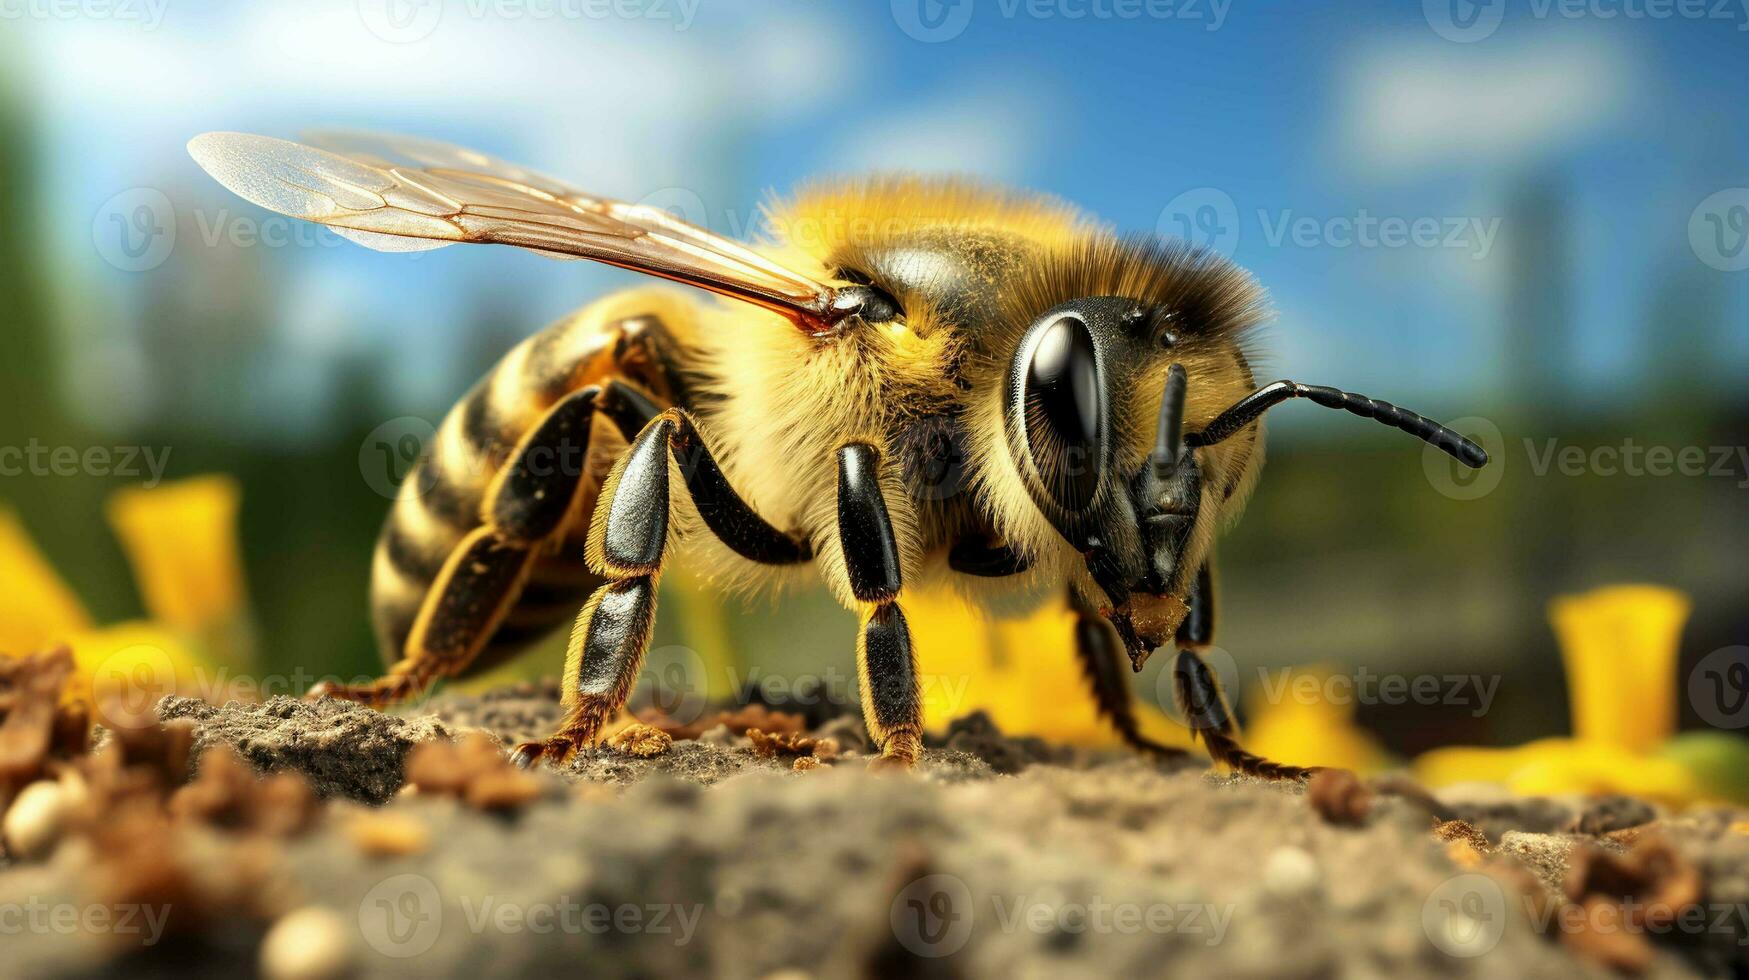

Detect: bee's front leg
[1170, 560, 1320, 781]
[1070, 589, 1189, 760]
[837, 444, 923, 770]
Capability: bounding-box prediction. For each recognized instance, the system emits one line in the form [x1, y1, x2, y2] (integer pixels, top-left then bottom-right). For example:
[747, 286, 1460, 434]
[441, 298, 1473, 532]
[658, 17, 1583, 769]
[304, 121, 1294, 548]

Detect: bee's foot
[303, 677, 421, 709]
[869, 728, 921, 772]
[510, 733, 582, 770]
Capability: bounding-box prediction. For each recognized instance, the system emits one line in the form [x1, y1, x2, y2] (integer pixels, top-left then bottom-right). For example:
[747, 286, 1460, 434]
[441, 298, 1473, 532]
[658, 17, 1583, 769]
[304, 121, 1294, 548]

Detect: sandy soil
[1, 680, 1746, 979]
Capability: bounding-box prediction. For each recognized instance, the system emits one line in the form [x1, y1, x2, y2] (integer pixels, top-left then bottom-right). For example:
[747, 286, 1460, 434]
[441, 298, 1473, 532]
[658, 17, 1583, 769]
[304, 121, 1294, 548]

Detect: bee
[189, 130, 1487, 776]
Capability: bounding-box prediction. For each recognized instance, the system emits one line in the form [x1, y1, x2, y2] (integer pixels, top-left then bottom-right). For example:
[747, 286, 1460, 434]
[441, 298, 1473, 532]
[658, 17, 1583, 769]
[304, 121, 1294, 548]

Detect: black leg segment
[1175, 561, 1216, 649]
[1071, 590, 1187, 759]
[837, 445, 902, 602]
[837, 442, 922, 766]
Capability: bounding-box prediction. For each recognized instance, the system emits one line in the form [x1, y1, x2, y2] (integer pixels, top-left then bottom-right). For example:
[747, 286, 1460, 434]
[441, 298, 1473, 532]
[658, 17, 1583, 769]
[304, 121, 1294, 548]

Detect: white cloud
[821, 81, 1051, 179]
[1338, 34, 1637, 176]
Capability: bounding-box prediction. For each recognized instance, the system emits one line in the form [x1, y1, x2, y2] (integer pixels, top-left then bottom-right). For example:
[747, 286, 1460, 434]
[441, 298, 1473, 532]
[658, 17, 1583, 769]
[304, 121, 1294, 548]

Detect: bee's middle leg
[510, 408, 810, 768]
[837, 443, 923, 769]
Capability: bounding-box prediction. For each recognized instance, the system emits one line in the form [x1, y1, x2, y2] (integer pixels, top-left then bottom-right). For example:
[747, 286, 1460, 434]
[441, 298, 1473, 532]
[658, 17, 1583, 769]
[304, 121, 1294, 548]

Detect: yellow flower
[0, 507, 93, 653]
[66, 621, 217, 722]
[1413, 584, 1740, 807]
[2, 477, 246, 712]
[1416, 738, 1701, 805]
[106, 475, 248, 636]
[1550, 584, 1689, 752]
[910, 587, 1193, 750]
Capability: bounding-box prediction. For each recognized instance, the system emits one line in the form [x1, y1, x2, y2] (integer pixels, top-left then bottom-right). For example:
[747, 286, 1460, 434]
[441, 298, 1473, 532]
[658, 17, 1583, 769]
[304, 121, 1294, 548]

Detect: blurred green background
[1, 1, 1745, 756]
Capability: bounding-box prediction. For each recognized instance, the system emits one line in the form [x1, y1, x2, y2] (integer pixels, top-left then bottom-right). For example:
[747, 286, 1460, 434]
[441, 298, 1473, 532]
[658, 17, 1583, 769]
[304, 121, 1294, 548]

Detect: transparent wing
[187, 130, 841, 329]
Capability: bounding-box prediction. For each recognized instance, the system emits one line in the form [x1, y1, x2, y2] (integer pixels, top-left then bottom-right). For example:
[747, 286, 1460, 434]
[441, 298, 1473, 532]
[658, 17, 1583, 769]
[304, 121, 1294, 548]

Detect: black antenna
[1185, 380, 1489, 468]
[1151, 363, 1188, 478]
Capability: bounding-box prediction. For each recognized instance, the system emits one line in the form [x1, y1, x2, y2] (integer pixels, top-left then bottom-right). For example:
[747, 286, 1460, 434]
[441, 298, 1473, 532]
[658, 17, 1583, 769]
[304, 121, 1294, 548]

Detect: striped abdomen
[368, 304, 677, 673]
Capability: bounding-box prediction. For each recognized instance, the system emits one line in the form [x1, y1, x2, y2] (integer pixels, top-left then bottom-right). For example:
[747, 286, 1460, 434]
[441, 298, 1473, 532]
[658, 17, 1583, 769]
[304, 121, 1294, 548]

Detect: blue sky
[7, 0, 1746, 439]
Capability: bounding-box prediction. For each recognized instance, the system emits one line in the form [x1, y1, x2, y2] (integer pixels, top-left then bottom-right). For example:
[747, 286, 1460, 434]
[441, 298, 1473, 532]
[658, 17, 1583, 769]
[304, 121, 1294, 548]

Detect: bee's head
[999, 251, 1487, 643]
[1001, 293, 1258, 617]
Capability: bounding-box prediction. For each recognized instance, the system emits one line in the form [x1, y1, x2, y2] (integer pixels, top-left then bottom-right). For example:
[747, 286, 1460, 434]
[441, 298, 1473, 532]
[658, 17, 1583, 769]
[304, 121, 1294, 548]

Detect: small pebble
[345, 811, 431, 857]
[260, 906, 353, 980]
[608, 722, 673, 758]
[3, 780, 69, 860]
[1262, 846, 1321, 897]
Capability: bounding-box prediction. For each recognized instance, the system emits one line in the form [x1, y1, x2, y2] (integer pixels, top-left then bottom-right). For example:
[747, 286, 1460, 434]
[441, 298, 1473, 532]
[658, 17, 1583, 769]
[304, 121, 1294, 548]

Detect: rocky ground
[2, 653, 1748, 979]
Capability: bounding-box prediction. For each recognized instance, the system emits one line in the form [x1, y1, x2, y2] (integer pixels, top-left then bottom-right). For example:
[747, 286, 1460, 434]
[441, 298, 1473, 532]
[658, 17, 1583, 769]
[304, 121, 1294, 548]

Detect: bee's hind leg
[310, 382, 647, 708]
[510, 408, 810, 768]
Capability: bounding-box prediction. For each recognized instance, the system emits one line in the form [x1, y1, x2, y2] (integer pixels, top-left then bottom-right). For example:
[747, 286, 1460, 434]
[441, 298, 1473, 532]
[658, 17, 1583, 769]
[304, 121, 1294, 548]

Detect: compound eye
[1022, 314, 1105, 511]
